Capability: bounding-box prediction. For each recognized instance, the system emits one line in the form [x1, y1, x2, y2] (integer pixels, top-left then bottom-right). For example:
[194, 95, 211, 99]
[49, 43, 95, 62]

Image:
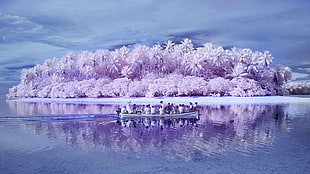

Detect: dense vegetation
[7, 39, 294, 98]
[284, 81, 310, 95]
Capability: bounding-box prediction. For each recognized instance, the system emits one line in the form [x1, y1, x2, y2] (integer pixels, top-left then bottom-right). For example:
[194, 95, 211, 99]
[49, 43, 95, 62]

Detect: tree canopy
[7, 39, 294, 98]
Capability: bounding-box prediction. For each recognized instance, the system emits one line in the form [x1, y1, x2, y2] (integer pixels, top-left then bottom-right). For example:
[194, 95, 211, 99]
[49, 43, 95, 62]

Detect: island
[6, 39, 309, 99]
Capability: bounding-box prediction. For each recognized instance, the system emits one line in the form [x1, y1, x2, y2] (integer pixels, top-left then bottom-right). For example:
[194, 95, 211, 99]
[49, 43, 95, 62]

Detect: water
[1, 84, 310, 174]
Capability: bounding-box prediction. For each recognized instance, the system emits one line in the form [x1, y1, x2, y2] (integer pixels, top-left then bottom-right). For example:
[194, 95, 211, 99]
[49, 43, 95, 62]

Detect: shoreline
[8, 96, 310, 105]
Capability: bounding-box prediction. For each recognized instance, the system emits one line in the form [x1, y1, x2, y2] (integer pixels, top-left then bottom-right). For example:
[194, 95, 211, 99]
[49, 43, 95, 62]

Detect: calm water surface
[1, 84, 310, 174]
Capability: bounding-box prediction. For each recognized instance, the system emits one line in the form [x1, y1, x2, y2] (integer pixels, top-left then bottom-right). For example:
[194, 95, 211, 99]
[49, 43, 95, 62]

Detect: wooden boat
[119, 111, 199, 119]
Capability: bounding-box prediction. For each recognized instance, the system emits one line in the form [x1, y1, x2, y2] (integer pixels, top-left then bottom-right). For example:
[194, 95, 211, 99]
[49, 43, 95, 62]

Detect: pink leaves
[7, 39, 294, 99]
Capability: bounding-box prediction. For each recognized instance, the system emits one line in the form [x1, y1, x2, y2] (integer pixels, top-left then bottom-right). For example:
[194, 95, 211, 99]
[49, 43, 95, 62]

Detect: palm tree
[227, 63, 249, 79]
[173, 38, 194, 55]
[273, 65, 292, 85]
[107, 54, 122, 79]
[149, 44, 163, 77]
[164, 40, 175, 53]
[209, 46, 225, 77]
[131, 45, 151, 78]
[261, 51, 273, 68]
[180, 38, 194, 53]
[120, 65, 133, 79]
[183, 53, 204, 77]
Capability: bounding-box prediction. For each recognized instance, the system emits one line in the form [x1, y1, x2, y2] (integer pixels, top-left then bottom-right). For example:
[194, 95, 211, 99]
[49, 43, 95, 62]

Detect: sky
[0, 0, 310, 82]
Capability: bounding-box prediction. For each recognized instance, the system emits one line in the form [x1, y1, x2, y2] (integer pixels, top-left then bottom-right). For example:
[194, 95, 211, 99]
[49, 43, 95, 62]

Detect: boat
[119, 111, 199, 119]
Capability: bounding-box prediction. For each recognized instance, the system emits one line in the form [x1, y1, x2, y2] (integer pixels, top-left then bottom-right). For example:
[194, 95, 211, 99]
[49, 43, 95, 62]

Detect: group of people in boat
[118, 101, 198, 115]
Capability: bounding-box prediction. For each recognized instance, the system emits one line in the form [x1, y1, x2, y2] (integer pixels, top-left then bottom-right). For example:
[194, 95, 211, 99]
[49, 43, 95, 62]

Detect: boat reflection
[8, 101, 292, 161]
[117, 116, 199, 129]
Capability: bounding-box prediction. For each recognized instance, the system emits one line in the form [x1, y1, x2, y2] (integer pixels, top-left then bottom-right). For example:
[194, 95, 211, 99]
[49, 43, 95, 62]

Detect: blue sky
[0, 0, 310, 82]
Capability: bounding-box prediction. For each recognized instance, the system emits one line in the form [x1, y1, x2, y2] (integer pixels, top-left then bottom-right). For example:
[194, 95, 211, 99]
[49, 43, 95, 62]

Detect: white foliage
[7, 39, 297, 98]
[207, 77, 232, 96]
[284, 82, 310, 95]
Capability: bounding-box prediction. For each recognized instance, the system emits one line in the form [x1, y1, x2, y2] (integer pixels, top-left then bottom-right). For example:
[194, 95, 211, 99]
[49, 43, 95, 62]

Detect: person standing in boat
[160, 100, 165, 108]
[140, 105, 145, 114]
[189, 102, 194, 112]
[116, 107, 121, 116]
[151, 105, 156, 115]
[159, 106, 165, 115]
[170, 104, 175, 114]
[121, 106, 127, 114]
[165, 103, 173, 114]
[144, 104, 151, 114]
[132, 104, 137, 114]
[193, 102, 198, 111]
[126, 102, 133, 114]
[179, 104, 185, 113]
[173, 105, 179, 114]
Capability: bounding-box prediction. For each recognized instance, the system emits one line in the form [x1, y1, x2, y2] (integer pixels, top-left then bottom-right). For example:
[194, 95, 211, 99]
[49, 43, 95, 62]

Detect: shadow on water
[6, 100, 292, 161]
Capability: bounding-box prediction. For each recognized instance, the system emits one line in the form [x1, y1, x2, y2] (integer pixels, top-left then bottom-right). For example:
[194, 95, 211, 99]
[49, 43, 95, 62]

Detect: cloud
[0, 0, 310, 81]
[0, 13, 45, 42]
[298, 68, 310, 72]
[0, 14, 43, 32]
[0, 41, 69, 82]
[291, 72, 309, 81]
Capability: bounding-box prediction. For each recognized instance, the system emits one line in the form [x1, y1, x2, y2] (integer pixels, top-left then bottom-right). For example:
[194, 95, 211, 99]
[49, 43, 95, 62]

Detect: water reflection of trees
[7, 100, 119, 115]
[14, 102, 292, 161]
